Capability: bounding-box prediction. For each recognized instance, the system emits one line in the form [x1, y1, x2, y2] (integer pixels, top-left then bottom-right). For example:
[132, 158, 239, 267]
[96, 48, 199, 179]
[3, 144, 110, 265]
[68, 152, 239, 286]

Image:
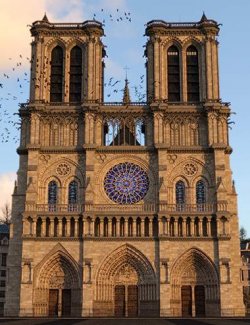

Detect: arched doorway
[114, 264, 139, 317]
[171, 248, 220, 317]
[33, 248, 81, 317]
[94, 244, 159, 317]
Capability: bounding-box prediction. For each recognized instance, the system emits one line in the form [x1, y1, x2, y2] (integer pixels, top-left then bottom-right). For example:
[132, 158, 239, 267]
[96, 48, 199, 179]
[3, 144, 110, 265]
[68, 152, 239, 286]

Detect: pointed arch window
[196, 180, 206, 204]
[167, 45, 180, 102]
[50, 46, 63, 102]
[176, 180, 185, 204]
[186, 45, 199, 102]
[48, 181, 58, 211]
[68, 180, 78, 205]
[69, 46, 82, 102]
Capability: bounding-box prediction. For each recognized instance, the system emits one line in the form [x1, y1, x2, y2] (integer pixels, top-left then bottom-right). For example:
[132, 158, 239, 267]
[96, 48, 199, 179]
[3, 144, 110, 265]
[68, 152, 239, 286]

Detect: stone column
[41, 218, 46, 237]
[190, 219, 194, 236]
[174, 219, 178, 237]
[148, 217, 153, 237]
[32, 220, 37, 237]
[198, 217, 202, 237]
[75, 218, 79, 237]
[207, 218, 211, 237]
[66, 218, 70, 237]
[50, 218, 54, 237]
[159, 216, 163, 236]
[141, 218, 145, 237]
[216, 217, 220, 236]
[58, 219, 62, 237]
[165, 218, 169, 236]
[182, 48, 187, 102]
[83, 218, 86, 236]
[108, 218, 112, 237]
[132, 218, 136, 237]
[183, 217, 187, 237]
[90, 218, 94, 236]
[124, 218, 128, 237]
[100, 218, 104, 237]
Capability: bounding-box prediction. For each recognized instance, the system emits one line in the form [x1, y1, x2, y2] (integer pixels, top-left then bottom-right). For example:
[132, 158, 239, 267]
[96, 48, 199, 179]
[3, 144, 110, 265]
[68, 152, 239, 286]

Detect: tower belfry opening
[4, 13, 245, 318]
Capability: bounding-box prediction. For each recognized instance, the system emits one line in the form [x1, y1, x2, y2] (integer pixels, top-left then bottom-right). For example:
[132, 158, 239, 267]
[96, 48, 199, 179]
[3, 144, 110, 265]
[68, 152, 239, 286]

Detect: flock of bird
[93, 8, 132, 25]
[0, 8, 146, 145]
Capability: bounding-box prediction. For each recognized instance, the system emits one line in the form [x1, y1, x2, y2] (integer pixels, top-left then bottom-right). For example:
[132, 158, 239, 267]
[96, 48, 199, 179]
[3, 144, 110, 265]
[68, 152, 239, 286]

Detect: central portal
[94, 244, 159, 317]
[48, 289, 71, 317]
[114, 285, 138, 317]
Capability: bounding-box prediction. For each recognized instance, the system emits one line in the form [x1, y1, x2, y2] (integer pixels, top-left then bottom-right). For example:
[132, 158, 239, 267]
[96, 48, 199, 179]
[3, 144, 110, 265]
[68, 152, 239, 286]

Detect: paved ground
[0, 319, 250, 325]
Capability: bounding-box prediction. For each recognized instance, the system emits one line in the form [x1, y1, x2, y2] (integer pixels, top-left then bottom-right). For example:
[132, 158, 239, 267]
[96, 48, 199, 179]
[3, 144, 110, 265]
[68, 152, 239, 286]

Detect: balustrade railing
[25, 203, 227, 214]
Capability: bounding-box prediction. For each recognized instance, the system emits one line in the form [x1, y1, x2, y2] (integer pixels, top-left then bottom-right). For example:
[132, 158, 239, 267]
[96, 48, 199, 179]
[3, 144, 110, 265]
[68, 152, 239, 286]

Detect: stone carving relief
[49, 264, 70, 289]
[115, 263, 138, 284]
[167, 154, 177, 164]
[96, 153, 107, 163]
[39, 154, 51, 164]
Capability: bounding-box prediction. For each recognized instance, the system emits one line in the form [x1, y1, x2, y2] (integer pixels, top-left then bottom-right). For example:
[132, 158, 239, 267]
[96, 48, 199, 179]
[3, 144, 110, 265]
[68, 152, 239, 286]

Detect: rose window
[104, 162, 149, 204]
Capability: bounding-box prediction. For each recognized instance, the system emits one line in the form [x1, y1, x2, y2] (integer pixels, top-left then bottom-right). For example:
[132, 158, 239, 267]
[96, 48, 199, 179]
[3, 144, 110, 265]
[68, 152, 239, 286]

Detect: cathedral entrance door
[181, 286, 192, 317]
[115, 285, 125, 316]
[195, 285, 205, 317]
[62, 289, 71, 316]
[127, 285, 138, 317]
[49, 289, 59, 316]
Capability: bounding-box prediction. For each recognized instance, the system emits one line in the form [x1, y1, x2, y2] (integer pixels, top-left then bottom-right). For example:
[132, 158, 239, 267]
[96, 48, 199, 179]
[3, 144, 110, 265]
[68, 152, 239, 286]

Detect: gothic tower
[5, 14, 245, 317]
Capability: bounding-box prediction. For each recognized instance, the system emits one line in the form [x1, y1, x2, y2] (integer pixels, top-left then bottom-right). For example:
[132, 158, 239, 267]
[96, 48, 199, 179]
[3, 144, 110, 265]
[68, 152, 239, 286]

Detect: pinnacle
[42, 13, 49, 23]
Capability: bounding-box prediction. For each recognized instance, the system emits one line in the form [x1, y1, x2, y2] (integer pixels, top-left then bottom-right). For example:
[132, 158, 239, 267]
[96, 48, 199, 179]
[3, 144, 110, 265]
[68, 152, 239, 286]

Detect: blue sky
[0, 0, 250, 233]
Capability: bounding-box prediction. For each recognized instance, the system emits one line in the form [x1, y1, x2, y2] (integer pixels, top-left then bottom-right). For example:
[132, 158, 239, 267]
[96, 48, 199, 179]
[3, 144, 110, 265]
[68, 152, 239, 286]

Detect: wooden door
[181, 286, 192, 317]
[114, 285, 125, 317]
[62, 289, 71, 316]
[49, 289, 58, 316]
[195, 285, 205, 317]
[127, 285, 138, 317]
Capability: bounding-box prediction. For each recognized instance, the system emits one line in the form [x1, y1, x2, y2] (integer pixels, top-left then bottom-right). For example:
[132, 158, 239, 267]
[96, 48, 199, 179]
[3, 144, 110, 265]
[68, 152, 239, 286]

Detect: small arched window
[196, 180, 206, 204]
[68, 181, 78, 204]
[176, 180, 185, 204]
[186, 45, 199, 102]
[69, 46, 82, 102]
[50, 46, 63, 102]
[48, 181, 57, 204]
[167, 45, 180, 102]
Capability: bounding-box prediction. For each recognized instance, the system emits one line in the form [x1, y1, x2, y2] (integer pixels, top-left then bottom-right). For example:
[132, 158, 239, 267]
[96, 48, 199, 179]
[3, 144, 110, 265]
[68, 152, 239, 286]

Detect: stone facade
[241, 240, 250, 314]
[0, 225, 9, 316]
[4, 14, 245, 317]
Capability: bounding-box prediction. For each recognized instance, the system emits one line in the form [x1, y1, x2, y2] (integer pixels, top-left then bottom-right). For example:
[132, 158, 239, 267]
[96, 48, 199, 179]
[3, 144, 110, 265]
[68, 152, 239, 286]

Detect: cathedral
[4, 14, 245, 317]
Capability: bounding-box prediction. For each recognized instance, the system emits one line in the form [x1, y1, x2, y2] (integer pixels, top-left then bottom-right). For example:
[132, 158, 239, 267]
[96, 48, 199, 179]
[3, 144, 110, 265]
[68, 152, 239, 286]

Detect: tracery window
[167, 45, 180, 102]
[176, 180, 185, 204]
[103, 118, 145, 146]
[196, 180, 206, 204]
[104, 162, 149, 205]
[69, 46, 82, 102]
[48, 181, 58, 205]
[50, 46, 63, 102]
[187, 45, 199, 102]
[68, 181, 78, 205]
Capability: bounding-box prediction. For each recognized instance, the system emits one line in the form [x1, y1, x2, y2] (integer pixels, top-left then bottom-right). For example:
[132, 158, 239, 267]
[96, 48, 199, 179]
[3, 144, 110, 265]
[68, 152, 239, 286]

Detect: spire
[123, 78, 131, 104]
[42, 13, 49, 23]
[200, 11, 208, 22]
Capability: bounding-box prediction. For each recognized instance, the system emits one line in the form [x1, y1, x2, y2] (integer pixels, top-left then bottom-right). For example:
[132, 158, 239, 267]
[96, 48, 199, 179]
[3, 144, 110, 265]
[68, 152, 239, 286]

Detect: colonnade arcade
[23, 214, 230, 239]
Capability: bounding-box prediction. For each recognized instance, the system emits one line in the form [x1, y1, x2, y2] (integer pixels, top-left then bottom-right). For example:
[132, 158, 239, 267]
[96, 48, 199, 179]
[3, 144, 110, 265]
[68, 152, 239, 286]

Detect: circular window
[104, 162, 149, 204]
